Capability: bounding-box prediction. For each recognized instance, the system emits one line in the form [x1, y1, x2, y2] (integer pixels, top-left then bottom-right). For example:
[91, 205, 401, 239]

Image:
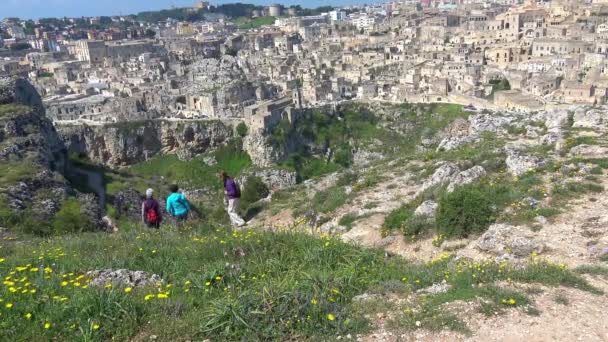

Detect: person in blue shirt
[166, 184, 190, 222]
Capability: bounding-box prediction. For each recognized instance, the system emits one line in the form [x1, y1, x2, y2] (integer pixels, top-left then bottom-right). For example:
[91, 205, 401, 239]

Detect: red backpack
[146, 208, 159, 224]
[145, 200, 159, 224]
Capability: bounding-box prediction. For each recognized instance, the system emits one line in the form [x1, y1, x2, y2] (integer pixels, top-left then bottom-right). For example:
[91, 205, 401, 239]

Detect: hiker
[220, 171, 246, 227]
[166, 184, 191, 222]
[142, 188, 162, 228]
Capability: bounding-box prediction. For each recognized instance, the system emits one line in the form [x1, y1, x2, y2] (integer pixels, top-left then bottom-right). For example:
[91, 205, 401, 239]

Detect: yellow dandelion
[124, 287, 133, 293]
[93, 324, 100, 330]
[25, 313, 32, 319]
[184, 280, 191, 285]
[5, 303, 13, 309]
[509, 298, 516, 305]
[104, 283, 112, 289]
[44, 322, 51, 329]
[327, 314, 336, 321]
[0, 258, 4, 263]
[311, 298, 318, 305]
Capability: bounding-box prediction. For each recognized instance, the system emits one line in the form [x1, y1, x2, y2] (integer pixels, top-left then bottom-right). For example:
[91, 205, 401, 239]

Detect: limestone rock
[417, 163, 459, 195]
[353, 150, 384, 166]
[414, 200, 438, 218]
[240, 169, 297, 191]
[572, 108, 607, 129]
[417, 280, 451, 295]
[59, 120, 232, 167]
[468, 113, 510, 135]
[505, 149, 545, 176]
[86, 269, 163, 288]
[476, 223, 545, 257]
[447, 165, 486, 192]
[568, 144, 608, 159]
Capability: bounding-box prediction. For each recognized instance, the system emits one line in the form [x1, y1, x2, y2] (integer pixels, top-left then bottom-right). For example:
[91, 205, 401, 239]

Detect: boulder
[417, 280, 451, 295]
[414, 200, 438, 218]
[476, 223, 545, 257]
[417, 163, 459, 196]
[446, 165, 486, 192]
[505, 149, 545, 176]
[86, 269, 163, 288]
[240, 169, 297, 191]
[468, 114, 510, 135]
[572, 108, 607, 129]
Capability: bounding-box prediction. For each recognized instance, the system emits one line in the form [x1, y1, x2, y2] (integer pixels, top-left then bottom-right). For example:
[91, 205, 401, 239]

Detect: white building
[350, 14, 376, 30]
[330, 10, 347, 22]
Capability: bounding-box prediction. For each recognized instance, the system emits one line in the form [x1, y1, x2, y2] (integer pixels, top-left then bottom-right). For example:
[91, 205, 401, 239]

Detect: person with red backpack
[142, 188, 162, 228]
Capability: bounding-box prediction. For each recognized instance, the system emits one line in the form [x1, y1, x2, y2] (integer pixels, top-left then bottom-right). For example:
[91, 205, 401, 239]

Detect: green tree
[236, 122, 249, 137]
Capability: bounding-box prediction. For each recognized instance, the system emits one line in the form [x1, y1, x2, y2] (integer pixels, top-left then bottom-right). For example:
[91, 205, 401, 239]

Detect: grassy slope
[235, 16, 275, 29]
[0, 224, 600, 341]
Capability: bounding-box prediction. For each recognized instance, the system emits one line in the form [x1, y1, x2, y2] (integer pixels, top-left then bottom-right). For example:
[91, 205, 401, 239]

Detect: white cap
[146, 188, 154, 198]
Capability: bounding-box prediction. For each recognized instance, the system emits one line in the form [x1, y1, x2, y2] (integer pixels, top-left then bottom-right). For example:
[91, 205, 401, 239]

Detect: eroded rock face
[572, 108, 607, 129]
[476, 223, 545, 257]
[242, 129, 285, 167]
[240, 169, 297, 191]
[505, 149, 545, 176]
[59, 120, 233, 167]
[86, 269, 163, 288]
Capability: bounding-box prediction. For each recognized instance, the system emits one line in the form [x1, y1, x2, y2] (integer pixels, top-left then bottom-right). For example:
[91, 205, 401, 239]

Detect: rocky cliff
[58, 120, 235, 167]
[0, 77, 101, 233]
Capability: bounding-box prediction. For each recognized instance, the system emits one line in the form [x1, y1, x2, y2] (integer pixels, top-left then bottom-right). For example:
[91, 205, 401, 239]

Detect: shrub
[241, 176, 270, 205]
[52, 198, 95, 234]
[334, 145, 353, 168]
[313, 186, 348, 213]
[436, 184, 495, 238]
[338, 213, 358, 229]
[236, 122, 248, 137]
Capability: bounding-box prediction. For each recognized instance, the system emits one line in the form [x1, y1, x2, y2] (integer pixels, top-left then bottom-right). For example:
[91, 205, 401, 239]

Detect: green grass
[0, 225, 600, 341]
[565, 136, 597, 150]
[129, 144, 251, 191]
[0, 159, 40, 186]
[338, 213, 358, 230]
[575, 265, 608, 277]
[235, 16, 275, 29]
[551, 181, 603, 203]
[272, 103, 467, 182]
[312, 186, 350, 214]
[0, 104, 31, 118]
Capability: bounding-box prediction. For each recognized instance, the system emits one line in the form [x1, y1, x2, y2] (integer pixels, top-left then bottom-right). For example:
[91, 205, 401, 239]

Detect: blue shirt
[166, 193, 190, 217]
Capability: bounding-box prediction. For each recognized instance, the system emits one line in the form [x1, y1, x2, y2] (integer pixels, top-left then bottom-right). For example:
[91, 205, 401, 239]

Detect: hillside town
[1, 0, 607, 129]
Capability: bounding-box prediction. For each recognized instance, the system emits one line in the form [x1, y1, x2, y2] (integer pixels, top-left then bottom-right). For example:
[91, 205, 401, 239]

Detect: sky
[1, 0, 365, 20]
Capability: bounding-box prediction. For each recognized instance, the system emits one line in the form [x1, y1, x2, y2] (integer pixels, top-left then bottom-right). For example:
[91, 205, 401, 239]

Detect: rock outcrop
[0, 77, 101, 231]
[86, 269, 163, 288]
[476, 223, 545, 258]
[572, 107, 607, 129]
[505, 149, 545, 176]
[59, 120, 234, 167]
